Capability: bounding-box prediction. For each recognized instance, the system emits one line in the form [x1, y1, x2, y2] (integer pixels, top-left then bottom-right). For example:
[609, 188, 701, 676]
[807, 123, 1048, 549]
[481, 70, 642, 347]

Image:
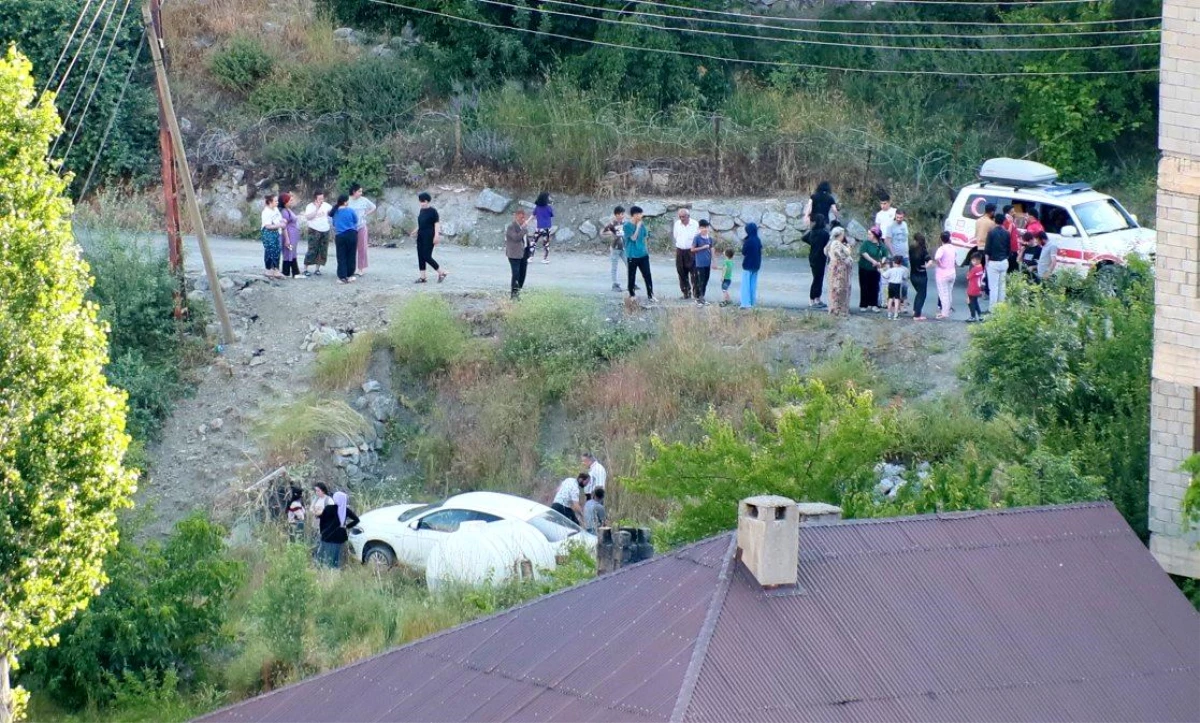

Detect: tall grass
[386, 296, 472, 375]
[253, 395, 373, 462]
[312, 332, 378, 391]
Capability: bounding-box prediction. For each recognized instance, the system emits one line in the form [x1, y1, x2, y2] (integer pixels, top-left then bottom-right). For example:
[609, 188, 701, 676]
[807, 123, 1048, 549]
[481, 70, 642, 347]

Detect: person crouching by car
[551, 473, 588, 525]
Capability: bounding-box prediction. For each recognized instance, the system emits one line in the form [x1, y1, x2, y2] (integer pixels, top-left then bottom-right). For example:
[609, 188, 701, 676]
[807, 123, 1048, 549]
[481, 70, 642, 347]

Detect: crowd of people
[280, 482, 361, 568]
[259, 187, 447, 285]
[550, 453, 608, 534]
[260, 182, 1061, 318]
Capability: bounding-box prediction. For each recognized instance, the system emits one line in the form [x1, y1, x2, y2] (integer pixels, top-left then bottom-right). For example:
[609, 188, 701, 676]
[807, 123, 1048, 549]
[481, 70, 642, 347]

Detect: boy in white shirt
[874, 195, 897, 244]
[882, 256, 908, 320]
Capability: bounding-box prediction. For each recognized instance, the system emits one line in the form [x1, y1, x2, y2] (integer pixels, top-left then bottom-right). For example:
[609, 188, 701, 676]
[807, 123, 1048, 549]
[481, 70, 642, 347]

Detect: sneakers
[612, 283, 622, 292]
[719, 300, 731, 307]
[542, 258, 550, 264]
[967, 317, 979, 323]
[695, 299, 707, 307]
[810, 301, 827, 309]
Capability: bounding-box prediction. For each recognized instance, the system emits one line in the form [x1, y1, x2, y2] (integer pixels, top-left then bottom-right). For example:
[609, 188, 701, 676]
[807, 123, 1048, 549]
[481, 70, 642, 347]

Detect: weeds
[312, 332, 378, 391]
[253, 395, 372, 462]
[386, 296, 471, 375]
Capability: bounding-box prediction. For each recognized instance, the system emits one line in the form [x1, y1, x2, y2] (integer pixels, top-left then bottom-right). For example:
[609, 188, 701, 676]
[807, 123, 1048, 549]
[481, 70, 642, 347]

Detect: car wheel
[363, 543, 396, 571]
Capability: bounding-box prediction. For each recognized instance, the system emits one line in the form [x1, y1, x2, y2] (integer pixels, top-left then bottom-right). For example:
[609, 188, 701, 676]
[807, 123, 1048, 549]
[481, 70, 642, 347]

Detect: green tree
[0, 48, 137, 722]
[626, 374, 889, 546]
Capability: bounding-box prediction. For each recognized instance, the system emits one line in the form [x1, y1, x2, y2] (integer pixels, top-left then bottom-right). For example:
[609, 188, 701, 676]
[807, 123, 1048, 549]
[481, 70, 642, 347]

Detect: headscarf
[333, 491, 348, 526]
[830, 227, 846, 243]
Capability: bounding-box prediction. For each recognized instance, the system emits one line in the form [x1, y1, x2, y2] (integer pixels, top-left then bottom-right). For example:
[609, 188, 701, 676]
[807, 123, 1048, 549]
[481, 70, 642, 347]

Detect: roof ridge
[819, 501, 1115, 529]
[670, 535, 739, 723]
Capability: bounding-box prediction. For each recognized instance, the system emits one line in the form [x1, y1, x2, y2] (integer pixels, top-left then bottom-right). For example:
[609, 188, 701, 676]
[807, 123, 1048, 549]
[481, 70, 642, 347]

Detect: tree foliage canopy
[0, 46, 137, 721]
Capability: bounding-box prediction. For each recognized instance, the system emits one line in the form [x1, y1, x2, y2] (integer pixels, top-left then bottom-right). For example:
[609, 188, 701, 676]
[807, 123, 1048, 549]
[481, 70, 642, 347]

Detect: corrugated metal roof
[198, 503, 1200, 723]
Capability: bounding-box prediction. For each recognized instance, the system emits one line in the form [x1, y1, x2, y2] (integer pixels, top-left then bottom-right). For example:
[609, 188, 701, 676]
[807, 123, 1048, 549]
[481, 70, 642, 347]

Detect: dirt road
[182, 236, 976, 315]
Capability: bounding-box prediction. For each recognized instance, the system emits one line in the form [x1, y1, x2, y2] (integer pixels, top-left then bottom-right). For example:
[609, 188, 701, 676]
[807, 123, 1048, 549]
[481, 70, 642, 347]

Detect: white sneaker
[542, 258, 550, 264]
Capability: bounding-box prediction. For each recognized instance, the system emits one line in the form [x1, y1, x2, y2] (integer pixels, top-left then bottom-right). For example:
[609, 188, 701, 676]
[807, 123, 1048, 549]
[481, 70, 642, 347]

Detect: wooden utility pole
[143, 3, 235, 344]
[149, 0, 184, 320]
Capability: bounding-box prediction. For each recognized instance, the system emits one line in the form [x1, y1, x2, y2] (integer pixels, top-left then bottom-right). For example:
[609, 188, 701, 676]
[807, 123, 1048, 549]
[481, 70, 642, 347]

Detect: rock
[333, 27, 355, 38]
[344, 464, 364, 483]
[218, 277, 235, 292]
[262, 21, 281, 32]
[248, 356, 266, 367]
[369, 395, 397, 422]
[335, 446, 359, 457]
[186, 290, 207, 303]
[209, 418, 224, 431]
[193, 276, 210, 292]
[761, 211, 788, 232]
[215, 205, 243, 226]
[369, 44, 394, 57]
[785, 201, 804, 218]
[197, 424, 208, 436]
[651, 172, 670, 191]
[309, 325, 346, 348]
[629, 167, 652, 185]
[388, 35, 407, 48]
[381, 204, 405, 226]
[362, 380, 382, 393]
[440, 221, 457, 237]
[556, 227, 576, 243]
[179, 117, 194, 134]
[579, 220, 598, 238]
[475, 188, 512, 214]
[739, 206, 762, 225]
[635, 200, 667, 218]
[711, 214, 736, 232]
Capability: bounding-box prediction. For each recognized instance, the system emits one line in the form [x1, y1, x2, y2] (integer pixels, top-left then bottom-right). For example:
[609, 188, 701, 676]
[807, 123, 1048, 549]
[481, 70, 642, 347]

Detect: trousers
[627, 255, 653, 298]
[986, 259, 1008, 308]
[334, 230, 357, 280]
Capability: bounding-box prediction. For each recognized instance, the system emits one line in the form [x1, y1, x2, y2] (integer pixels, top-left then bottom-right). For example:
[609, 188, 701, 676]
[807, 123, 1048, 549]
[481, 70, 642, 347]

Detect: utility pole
[148, 0, 185, 320]
[143, 2, 235, 344]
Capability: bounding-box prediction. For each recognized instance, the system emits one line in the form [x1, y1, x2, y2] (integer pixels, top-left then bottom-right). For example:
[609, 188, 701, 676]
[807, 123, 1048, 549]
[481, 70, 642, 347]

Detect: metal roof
[197, 503, 1200, 723]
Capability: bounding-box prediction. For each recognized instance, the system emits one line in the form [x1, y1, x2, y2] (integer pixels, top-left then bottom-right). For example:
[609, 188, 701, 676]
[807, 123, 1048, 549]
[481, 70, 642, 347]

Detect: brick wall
[1152, 0, 1200, 579]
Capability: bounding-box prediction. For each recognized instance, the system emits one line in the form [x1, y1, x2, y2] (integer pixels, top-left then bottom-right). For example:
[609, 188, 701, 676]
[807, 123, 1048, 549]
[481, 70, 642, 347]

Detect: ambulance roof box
[978, 158, 1058, 187]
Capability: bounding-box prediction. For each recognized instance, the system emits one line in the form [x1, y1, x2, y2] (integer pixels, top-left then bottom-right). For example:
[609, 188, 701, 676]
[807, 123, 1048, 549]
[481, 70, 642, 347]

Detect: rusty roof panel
[198, 504, 1199, 723]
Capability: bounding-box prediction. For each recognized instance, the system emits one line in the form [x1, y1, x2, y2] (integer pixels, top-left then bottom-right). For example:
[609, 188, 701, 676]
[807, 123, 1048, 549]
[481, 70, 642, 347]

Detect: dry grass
[252, 395, 373, 463]
[311, 332, 379, 391]
[162, 0, 348, 76]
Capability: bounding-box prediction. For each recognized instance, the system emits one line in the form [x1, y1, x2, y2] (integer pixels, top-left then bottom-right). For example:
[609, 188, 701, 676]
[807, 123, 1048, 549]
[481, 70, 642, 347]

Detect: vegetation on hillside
[0, 48, 138, 723]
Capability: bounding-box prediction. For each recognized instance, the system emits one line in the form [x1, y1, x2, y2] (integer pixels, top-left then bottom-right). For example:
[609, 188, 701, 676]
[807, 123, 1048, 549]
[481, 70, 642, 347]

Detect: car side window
[1037, 204, 1071, 235]
[466, 512, 502, 524]
[417, 509, 476, 533]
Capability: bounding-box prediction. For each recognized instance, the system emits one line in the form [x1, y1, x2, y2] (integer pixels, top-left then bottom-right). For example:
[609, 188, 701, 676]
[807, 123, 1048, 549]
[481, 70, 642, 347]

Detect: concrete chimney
[737, 495, 799, 588]
[796, 502, 843, 526]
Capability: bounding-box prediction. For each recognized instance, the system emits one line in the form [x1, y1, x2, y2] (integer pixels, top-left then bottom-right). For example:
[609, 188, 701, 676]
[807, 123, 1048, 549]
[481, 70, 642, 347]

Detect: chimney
[737, 495, 800, 588]
[796, 502, 843, 526]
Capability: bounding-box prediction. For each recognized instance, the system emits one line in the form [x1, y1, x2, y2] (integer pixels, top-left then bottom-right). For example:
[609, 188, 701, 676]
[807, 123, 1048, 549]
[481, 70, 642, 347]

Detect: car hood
[1087, 226, 1155, 258]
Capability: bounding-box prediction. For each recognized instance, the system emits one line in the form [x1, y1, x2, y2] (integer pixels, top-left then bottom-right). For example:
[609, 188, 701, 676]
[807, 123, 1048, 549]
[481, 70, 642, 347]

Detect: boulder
[651, 172, 671, 191]
[369, 44, 394, 57]
[333, 27, 355, 38]
[193, 276, 210, 292]
[362, 379, 383, 393]
[218, 277, 235, 292]
[380, 204, 405, 226]
[186, 290, 207, 303]
[710, 215, 736, 232]
[761, 211, 788, 232]
[578, 220, 598, 238]
[629, 167, 652, 185]
[635, 200, 668, 218]
[369, 395, 397, 422]
[440, 221, 457, 237]
[785, 201, 804, 218]
[475, 188, 512, 214]
[215, 205, 243, 226]
[556, 227, 576, 243]
[739, 206, 762, 226]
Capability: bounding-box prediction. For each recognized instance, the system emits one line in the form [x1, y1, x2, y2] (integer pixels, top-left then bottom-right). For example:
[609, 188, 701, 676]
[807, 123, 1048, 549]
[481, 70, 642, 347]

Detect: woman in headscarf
[279, 192, 302, 279]
[317, 490, 360, 568]
[739, 222, 762, 309]
[826, 226, 855, 317]
[858, 226, 888, 312]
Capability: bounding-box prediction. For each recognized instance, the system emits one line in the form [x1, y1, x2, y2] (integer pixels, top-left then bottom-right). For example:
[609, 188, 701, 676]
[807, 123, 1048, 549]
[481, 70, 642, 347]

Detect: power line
[620, 1, 1160, 28]
[61, 0, 137, 167]
[79, 30, 146, 199]
[821, 0, 1136, 5]
[51, 0, 119, 157]
[474, 0, 1160, 53]
[534, 0, 1160, 40]
[367, 0, 1159, 76]
[41, 0, 99, 96]
[51, 0, 111, 97]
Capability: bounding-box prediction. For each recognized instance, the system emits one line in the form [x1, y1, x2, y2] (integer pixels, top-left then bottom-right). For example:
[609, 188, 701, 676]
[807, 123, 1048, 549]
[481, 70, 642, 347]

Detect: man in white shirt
[302, 192, 332, 276]
[672, 208, 700, 300]
[551, 473, 588, 524]
[581, 453, 606, 499]
[874, 195, 897, 243]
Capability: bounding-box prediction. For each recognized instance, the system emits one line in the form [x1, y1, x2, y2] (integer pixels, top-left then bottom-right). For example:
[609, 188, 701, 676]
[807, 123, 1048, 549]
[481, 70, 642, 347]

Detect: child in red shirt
[966, 253, 984, 323]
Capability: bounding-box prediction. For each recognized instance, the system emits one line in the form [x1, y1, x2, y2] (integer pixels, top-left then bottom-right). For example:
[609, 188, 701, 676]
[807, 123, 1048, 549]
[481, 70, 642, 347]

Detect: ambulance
[944, 158, 1156, 272]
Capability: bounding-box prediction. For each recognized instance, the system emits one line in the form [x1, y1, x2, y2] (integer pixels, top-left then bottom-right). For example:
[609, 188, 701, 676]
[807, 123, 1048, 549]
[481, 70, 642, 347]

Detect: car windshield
[398, 503, 437, 522]
[1074, 199, 1135, 236]
[526, 510, 581, 543]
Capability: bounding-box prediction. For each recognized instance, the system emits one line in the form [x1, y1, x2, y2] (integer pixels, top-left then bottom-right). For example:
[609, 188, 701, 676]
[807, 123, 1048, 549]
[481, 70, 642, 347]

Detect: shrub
[107, 348, 189, 444]
[312, 332, 377, 391]
[261, 133, 341, 188]
[999, 449, 1107, 508]
[386, 296, 471, 375]
[251, 544, 317, 677]
[335, 145, 389, 196]
[210, 36, 275, 93]
[22, 516, 246, 710]
[253, 57, 421, 133]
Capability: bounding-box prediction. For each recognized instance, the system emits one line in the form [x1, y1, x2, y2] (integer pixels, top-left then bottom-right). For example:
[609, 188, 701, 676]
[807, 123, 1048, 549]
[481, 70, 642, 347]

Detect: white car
[347, 491, 596, 570]
[944, 158, 1156, 272]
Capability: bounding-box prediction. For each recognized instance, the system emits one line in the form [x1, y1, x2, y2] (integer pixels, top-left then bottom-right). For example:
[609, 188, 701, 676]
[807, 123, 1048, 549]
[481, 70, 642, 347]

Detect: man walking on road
[505, 209, 530, 299]
[673, 208, 700, 299]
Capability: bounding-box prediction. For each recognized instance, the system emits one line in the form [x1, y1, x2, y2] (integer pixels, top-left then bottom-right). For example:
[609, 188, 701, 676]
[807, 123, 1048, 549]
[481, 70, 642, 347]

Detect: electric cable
[51, 0, 111, 97]
[79, 30, 146, 199]
[61, 0, 137, 167]
[41, 0, 98, 95]
[51, 0, 120, 157]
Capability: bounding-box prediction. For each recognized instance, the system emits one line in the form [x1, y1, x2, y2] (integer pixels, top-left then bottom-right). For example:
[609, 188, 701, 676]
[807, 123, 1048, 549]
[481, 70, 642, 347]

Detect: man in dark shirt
[505, 209, 530, 298]
[412, 191, 446, 283]
[984, 222, 1010, 309]
[1019, 231, 1042, 281]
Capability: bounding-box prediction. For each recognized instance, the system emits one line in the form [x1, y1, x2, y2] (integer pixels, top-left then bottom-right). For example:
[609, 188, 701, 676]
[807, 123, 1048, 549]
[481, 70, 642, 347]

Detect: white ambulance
[944, 158, 1156, 272]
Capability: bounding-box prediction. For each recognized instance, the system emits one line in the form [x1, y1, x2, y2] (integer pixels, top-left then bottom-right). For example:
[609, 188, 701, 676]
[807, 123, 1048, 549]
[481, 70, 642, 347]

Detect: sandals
[414, 277, 428, 284]
[437, 272, 448, 283]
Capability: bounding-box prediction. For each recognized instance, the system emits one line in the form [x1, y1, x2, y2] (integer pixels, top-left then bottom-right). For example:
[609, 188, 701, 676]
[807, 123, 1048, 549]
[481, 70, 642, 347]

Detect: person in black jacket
[984, 222, 1011, 309]
[803, 214, 831, 308]
[317, 490, 360, 568]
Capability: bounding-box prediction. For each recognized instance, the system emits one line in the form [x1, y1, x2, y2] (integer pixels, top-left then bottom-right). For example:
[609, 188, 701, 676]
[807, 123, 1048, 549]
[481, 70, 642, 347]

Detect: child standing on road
[966, 253, 985, 322]
[882, 255, 907, 320]
[719, 248, 734, 307]
[534, 192, 554, 264]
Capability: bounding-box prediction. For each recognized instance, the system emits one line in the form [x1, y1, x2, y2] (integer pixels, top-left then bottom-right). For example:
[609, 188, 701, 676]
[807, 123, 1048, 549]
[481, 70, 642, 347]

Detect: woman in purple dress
[280, 192, 302, 279]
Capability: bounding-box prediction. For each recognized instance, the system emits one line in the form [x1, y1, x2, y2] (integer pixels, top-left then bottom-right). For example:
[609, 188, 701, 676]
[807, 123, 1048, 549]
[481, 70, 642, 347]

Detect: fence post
[454, 114, 463, 168]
